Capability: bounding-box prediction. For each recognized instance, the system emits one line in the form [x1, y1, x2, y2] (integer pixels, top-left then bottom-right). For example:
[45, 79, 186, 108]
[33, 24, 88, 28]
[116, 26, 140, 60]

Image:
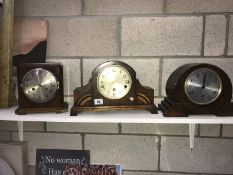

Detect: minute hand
[202, 72, 207, 88]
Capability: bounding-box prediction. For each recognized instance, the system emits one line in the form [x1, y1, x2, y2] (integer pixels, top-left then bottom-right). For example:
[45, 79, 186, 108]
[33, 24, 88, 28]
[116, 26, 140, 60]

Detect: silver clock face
[184, 68, 222, 105]
[97, 65, 132, 99]
[21, 68, 58, 103]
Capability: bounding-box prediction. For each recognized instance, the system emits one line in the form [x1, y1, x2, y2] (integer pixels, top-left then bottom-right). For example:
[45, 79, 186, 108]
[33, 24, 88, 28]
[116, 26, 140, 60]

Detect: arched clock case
[159, 63, 233, 117]
[15, 63, 68, 115]
[71, 61, 157, 115]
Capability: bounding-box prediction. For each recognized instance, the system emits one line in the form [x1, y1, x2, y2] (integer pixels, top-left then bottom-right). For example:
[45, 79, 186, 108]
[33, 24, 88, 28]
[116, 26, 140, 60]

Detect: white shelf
[2, 106, 232, 149]
[1, 106, 233, 124]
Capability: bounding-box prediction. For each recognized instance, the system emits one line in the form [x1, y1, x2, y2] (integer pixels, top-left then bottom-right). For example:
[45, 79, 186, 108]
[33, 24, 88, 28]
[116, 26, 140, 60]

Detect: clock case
[15, 63, 68, 115]
[71, 61, 157, 115]
[159, 63, 233, 117]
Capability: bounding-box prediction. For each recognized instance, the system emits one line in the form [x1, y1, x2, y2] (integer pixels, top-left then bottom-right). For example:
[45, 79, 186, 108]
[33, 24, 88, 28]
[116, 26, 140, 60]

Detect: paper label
[94, 99, 103, 105]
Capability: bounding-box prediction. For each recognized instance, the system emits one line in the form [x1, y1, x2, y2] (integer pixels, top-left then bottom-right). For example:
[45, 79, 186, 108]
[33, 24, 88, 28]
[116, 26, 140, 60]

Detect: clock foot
[15, 108, 27, 115]
[70, 111, 78, 116]
[150, 109, 157, 114]
[149, 106, 158, 114]
[15, 103, 68, 115]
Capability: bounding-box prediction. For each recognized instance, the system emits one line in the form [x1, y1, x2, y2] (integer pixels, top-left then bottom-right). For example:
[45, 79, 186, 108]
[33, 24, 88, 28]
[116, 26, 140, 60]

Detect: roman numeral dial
[97, 65, 132, 99]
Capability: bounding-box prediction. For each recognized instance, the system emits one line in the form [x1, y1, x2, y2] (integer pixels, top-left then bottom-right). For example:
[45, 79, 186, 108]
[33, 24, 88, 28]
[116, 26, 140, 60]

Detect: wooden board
[0, 0, 14, 107]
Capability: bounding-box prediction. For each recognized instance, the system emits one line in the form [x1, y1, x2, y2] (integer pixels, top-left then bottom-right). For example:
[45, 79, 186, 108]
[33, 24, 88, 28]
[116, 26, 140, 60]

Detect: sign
[66, 164, 122, 175]
[36, 149, 90, 175]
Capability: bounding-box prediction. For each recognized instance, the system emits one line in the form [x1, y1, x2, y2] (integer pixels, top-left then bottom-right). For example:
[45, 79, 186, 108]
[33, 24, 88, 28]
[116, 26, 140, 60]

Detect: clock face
[97, 65, 132, 99]
[21, 68, 58, 103]
[184, 68, 222, 105]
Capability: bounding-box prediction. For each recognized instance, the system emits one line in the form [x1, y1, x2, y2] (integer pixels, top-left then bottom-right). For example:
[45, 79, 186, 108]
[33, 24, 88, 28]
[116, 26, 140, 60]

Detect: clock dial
[185, 68, 222, 105]
[97, 65, 132, 99]
[21, 68, 58, 103]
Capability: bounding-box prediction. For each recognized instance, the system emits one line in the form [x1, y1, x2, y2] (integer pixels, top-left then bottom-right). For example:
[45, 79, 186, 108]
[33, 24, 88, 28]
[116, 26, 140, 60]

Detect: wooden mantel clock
[15, 63, 68, 115]
[159, 63, 233, 117]
[71, 60, 157, 115]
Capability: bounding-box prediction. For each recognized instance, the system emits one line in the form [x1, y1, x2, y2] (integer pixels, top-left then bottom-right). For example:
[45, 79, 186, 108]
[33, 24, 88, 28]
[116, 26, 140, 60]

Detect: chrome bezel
[21, 68, 58, 103]
[184, 68, 222, 105]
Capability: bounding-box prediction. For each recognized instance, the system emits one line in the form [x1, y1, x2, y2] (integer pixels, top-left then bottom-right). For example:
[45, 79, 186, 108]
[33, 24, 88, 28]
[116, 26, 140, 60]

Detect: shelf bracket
[17, 121, 24, 141]
[189, 123, 195, 150]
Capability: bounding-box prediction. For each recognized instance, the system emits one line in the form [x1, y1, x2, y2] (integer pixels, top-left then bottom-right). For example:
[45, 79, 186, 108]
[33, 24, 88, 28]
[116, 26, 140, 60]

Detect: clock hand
[202, 72, 207, 89]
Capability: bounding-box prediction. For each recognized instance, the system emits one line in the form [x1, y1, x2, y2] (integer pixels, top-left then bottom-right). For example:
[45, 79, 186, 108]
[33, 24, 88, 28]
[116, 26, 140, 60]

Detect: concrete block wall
[1, 0, 233, 174]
